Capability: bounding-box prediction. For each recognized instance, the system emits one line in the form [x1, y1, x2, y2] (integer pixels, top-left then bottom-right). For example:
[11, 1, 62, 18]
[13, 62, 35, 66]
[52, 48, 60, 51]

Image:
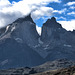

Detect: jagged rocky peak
[0, 14, 35, 34]
[10, 14, 39, 47]
[0, 14, 44, 69]
[46, 17, 56, 23]
[13, 14, 35, 24]
[0, 14, 39, 47]
[51, 17, 56, 21]
[41, 17, 64, 41]
[43, 17, 62, 28]
[71, 30, 75, 35]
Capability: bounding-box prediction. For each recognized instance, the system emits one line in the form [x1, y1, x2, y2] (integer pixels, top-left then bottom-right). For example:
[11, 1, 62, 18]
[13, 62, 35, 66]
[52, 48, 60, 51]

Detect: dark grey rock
[0, 14, 43, 69]
[0, 15, 75, 70]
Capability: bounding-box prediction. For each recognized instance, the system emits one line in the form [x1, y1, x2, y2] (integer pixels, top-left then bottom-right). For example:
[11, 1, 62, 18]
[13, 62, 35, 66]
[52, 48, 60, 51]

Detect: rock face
[0, 14, 44, 69]
[0, 15, 75, 69]
[33, 66, 75, 75]
[40, 17, 75, 60]
[41, 17, 62, 41]
[8, 14, 39, 47]
[0, 59, 75, 75]
[34, 59, 75, 73]
[0, 27, 6, 36]
[0, 38, 44, 69]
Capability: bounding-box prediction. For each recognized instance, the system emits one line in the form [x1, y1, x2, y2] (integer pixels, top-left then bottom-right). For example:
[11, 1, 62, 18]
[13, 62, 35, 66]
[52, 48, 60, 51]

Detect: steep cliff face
[7, 14, 39, 47]
[0, 14, 44, 69]
[11, 22, 39, 47]
[41, 17, 64, 42]
[0, 27, 6, 36]
[0, 38, 44, 69]
[0, 15, 75, 69]
[40, 17, 75, 61]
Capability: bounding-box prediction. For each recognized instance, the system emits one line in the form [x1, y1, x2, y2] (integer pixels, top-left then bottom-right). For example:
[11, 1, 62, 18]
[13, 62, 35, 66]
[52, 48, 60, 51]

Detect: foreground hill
[0, 59, 75, 75]
[33, 66, 75, 75]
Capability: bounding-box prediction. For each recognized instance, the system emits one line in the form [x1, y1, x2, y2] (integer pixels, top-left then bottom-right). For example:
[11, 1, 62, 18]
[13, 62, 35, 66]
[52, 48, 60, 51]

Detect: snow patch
[5, 25, 10, 33]
[64, 44, 72, 47]
[38, 38, 43, 44]
[15, 38, 23, 43]
[44, 44, 49, 50]
[33, 44, 40, 48]
[46, 44, 49, 47]
[1, 59, 8, 66]
[44, 47, 48, 50]
[11, 26, 16, 32]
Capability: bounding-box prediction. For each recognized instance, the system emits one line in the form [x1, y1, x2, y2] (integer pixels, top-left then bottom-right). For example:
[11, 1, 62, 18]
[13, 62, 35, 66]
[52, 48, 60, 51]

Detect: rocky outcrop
[0, 27, 6, 36]
[71, 30, 75, 35]
[0, 14, 44, 69]
[0, 15, 75, 69]
[40, 17, 75, 60]
[0, 59, 75, 75]
[33, 66, 75, 75]
[41, 17, 64, 42]
[13, 14, 35, 24]
[8, 14, 39, 47]
[0, 38, 44, 69]
[34, 59, 75, 73]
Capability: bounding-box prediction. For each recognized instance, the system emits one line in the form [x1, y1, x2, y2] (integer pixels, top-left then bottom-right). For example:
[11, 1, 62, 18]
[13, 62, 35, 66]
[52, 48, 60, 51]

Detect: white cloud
[53, 8, 67, 14]
[0, 0, 10, 8]
[31, 7, 53, 20]
[64, 1, 75, 6]
[69, 6, 75, 9]
[58, 20, 75, 31]
[36, 25, 41, 35]
[57, 16, 66, 20]
[67, 11, 75, 15]
[0, 0, 61, 28]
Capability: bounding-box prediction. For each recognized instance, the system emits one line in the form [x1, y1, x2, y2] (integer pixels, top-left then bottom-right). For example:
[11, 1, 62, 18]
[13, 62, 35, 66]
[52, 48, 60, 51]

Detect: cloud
[58, 20, 75, 31]
[0, 11, 22, 28]
[67, 11, 75, 15]
[56, 16, 66, 20]
[64, 1, 75, 6]
[31, 7, 53, 20]
[69, 6, 75, 9]
[53, 8, 67, 14]
[0, 0, 10, 8]
[0, 0, 61, 28]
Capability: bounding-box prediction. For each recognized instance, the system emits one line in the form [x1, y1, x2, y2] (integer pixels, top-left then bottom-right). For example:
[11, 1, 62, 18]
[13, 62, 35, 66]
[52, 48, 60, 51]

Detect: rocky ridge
[0, 14, 75, 69]
[0, 14, 44, 69]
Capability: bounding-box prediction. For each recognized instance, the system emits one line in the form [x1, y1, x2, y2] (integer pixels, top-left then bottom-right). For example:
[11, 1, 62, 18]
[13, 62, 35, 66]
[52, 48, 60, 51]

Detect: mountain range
[0, 14, 75, 69]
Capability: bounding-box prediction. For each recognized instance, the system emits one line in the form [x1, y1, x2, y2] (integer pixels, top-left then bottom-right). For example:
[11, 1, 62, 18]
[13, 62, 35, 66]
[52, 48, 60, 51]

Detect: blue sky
[9, 0, 19, 2]
[0, 0, 75, 34]
[35, 0, 75, 27]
